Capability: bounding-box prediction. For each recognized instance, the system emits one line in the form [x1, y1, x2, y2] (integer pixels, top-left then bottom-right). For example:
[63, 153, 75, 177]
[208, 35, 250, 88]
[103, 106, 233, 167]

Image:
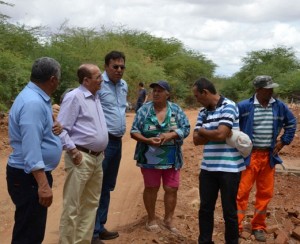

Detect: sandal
[162, 222, 180, 235]
[145, 222, 161, 233]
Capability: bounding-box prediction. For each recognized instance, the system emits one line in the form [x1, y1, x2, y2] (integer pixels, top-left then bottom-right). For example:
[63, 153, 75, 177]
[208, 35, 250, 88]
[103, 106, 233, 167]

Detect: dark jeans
[93, 139, 122, 236]
[6, 165, 53, 244]
[198, 170, 240, 244]
[135, 102, 143, 113]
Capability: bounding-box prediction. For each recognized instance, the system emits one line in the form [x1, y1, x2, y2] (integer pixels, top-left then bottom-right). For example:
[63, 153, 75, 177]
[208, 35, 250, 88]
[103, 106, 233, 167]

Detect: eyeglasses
[112, 65, 126, 70]
[88, 75, 102, 80]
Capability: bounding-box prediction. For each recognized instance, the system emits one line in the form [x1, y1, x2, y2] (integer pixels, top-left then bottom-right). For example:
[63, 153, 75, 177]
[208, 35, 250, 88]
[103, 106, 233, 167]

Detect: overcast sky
[3, 0, 300, 76]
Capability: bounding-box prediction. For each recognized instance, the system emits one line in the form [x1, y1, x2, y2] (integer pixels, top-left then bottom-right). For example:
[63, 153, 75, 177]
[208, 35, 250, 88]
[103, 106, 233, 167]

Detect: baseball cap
[253, 75, 279, 89]
[150, 80, 171, 92]
[226, 130, 253, 158]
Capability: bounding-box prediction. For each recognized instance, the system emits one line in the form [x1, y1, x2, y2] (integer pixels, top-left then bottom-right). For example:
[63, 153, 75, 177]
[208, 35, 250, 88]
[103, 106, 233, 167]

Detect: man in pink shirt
[57, 64, 108, 244]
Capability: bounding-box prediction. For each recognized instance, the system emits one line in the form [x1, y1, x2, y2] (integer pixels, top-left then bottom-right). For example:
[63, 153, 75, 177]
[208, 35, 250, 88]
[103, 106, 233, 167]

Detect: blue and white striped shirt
[195, 96, 245, 172]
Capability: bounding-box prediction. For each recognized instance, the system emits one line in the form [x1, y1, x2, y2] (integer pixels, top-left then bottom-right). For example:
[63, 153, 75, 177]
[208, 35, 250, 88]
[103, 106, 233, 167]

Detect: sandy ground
[0, 108, 300, 244]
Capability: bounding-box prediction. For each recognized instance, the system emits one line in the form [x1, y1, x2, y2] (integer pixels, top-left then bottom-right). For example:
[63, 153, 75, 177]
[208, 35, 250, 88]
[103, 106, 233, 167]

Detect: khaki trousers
[59, 152, 104, 244]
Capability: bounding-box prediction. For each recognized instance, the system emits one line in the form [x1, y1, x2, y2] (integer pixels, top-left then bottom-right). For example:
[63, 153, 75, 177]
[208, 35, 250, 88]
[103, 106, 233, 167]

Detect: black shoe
[91, 237, 104, 244]
[99, 229, 119, 240]
[252, 229, 266, 242]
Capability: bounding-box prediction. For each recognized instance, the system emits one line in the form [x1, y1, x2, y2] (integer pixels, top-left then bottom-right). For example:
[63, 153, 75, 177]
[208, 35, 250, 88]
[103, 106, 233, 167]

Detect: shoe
[91, 237, 104, 244]
[252, 229, 266, 242]
[99, 229, 119, 240]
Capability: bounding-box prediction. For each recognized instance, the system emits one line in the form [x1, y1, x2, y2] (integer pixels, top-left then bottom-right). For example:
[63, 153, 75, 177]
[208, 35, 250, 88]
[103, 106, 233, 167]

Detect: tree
[0, 1, 14, 20]
[223, 46, 300, 101]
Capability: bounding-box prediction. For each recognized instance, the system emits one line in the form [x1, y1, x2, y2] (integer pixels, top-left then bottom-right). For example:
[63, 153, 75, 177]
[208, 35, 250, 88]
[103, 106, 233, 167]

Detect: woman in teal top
[131, 80, 190, 234]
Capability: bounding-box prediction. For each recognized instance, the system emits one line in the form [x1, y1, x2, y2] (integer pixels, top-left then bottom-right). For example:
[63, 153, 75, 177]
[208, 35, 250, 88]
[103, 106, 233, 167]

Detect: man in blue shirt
[92, 51, 128, 243]
[237, 76, 296, 242]
[7, 57, 63, 244]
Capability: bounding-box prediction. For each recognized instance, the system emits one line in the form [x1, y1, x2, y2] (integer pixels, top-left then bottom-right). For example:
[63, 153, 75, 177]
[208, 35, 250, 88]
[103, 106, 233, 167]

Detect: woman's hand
[159, 132, 178, 144]
[148, 137, 162, 146]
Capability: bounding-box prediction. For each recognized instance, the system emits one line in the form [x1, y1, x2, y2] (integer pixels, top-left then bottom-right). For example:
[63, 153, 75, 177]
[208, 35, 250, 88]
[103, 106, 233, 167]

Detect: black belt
[108, 133, 122, 141]
[252, 147, 270, 151]
[75, 145, 102, 156]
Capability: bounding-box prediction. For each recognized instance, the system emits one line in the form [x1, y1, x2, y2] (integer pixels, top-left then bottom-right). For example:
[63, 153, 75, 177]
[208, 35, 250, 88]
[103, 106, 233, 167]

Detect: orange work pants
[236, 149, 275, 231]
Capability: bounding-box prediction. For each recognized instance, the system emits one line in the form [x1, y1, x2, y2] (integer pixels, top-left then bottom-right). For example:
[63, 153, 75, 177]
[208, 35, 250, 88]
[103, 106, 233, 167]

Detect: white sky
[3, 0, 300, 76]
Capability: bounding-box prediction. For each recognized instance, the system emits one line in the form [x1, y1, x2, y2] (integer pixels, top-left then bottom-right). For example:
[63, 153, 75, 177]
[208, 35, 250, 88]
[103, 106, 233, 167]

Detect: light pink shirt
[58, 85, 108, 152]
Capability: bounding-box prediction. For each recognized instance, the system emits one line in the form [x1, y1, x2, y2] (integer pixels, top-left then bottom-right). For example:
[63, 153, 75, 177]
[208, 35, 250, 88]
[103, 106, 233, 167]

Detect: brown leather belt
[75, 145, 102, 156]
[108, 133, 122, 141]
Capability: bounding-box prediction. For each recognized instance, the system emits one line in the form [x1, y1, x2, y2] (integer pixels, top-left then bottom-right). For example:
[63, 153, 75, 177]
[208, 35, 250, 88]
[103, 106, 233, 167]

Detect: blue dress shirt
[98, 71, 128, 137]
[8, 82, 62, 173]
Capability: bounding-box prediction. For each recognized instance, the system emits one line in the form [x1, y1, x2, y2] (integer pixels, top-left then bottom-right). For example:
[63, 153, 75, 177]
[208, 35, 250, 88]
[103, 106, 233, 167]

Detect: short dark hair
[105, 51, 126, 65]
[77, 64, 93, 84]
[30, 57, 61, 84]
[193, 77, 217, 94]
[139, 82, 144, 87]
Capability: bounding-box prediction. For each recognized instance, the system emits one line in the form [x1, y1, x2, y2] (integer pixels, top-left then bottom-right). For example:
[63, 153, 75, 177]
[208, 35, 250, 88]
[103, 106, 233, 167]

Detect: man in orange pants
[236, 75, 296, 242]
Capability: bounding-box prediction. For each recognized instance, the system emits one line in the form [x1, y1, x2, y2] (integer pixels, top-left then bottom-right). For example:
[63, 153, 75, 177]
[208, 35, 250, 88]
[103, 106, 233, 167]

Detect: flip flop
[145, 222, 161, 233]
[162, 222, 180, 235]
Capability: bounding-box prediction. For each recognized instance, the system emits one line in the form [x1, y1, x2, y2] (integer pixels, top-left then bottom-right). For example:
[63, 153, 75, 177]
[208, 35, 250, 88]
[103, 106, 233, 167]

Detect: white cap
[226, 130, 253, 158]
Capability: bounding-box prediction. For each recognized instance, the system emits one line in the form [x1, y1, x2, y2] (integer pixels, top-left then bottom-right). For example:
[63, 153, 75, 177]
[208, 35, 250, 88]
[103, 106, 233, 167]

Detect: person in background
[192, 77, 245, 244]
[7, 57, 63, 244]
[131, 80, 190, 234]
[58, 64, 108, 244]
[236, 75, 296, 242]
[135, 82, 148, 112]
[93, 51, 128, 242]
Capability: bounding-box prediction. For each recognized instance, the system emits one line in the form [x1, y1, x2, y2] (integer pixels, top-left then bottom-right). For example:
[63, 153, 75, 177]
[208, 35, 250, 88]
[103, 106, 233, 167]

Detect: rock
[287, 208, 299, 218]
[291, 226, 300, 241]
[274, 229, 289, 244]
[266, 225, 279, 234]
[239, 231, 251, 239]
[291, 216, 300, 225]
[190, 199, 200, 209]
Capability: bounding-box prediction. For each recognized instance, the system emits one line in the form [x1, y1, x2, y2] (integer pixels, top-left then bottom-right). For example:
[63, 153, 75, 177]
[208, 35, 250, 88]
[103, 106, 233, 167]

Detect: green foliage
[276, 70, 300, 100]
[223, 46, 300, 101]
[2, 20, 300, 111]
[0, 21, 39, 111]
[220, 77, 251, 102]
[106, 29, 184, 61]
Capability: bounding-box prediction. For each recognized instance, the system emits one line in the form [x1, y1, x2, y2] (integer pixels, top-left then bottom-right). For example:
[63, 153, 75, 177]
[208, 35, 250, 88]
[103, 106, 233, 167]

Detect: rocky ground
[0, 106, 299, 244]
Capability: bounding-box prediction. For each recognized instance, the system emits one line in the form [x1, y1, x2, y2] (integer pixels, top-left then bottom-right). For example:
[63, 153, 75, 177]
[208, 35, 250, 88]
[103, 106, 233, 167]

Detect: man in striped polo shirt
[236, 75, 296, 242]
[193, 77, 245, 244]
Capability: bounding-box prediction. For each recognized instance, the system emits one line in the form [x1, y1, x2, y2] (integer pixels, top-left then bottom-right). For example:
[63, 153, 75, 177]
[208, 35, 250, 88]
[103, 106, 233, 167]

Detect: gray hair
[30, 57, 61, 83]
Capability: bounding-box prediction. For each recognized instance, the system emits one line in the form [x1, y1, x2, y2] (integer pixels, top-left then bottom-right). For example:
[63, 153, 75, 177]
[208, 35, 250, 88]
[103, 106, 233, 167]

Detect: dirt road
[0, 112, 143, 244]
[1, 108, 300, 243]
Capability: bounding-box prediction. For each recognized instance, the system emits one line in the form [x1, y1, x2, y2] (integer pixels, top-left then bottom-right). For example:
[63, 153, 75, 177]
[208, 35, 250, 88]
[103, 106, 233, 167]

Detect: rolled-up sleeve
[174, 106, 190, 140]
